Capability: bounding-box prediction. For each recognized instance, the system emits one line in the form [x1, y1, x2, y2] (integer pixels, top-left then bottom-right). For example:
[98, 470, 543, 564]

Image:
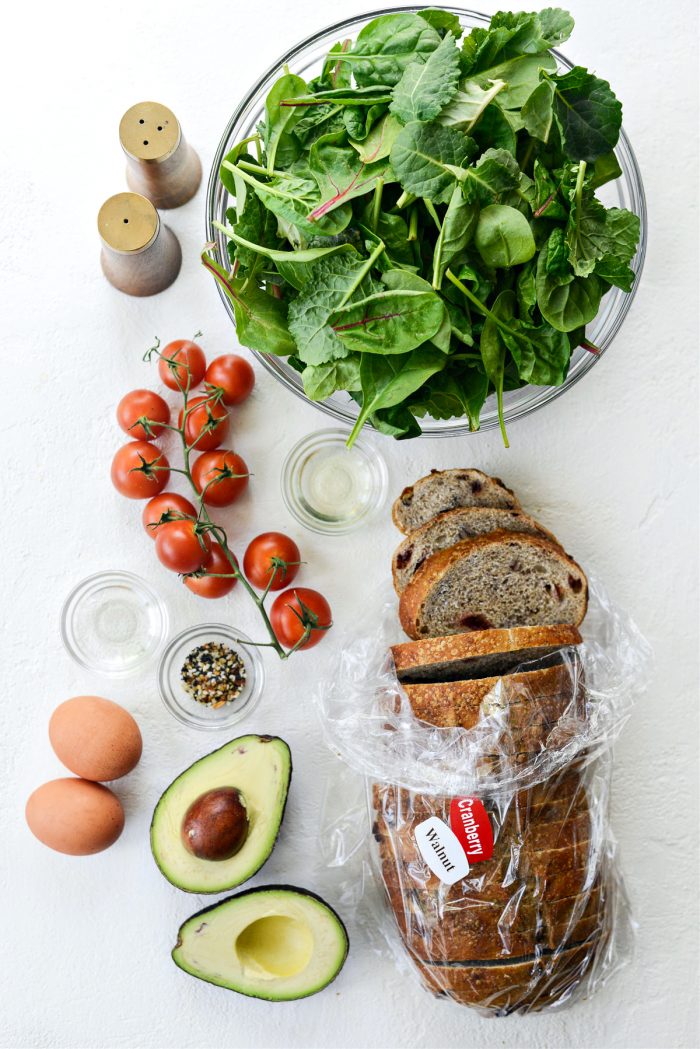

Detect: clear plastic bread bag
[315, 576, 652, 1015]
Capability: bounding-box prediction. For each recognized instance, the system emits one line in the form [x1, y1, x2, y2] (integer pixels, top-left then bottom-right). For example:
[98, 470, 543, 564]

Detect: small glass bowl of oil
[281, 428, 388, 534]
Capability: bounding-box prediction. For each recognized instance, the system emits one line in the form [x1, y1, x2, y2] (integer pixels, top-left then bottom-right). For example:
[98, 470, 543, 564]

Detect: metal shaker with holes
[97, 192, 181, 296]
[119, 102, 201, 209]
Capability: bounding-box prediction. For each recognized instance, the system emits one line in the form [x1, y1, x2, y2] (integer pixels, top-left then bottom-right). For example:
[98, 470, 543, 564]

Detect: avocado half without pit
[172, 886, 349, 1001]
[151, 735, 291, 893]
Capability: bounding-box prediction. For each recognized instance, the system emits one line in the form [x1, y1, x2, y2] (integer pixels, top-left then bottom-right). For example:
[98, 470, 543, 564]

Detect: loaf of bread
[392, 506, 559, 594]
[392, 469, 520, 534]
[372, 777, 606, 1009]
[398, 532, 588, 640]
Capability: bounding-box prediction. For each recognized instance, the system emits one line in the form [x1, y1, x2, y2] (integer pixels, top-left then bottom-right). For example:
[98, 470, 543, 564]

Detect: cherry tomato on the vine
[270, 587, 332, 651]
[192, 449, 249, 507]
[184, 543, 238, 599]
[178, 395, 230, 451]
[155, 519, 211, 574]
[117, 389, 170, 440]
[205, 354, 255, 406]
[111, 441, 170, 500]
[142, 492, 197, 540]
[244, 532, 301, 591]
[158, 340, 206, 392]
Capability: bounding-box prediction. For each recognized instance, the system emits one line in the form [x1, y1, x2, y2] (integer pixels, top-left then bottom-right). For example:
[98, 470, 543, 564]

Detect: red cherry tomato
[111, 441, 170, 500]
[184, 544, 238, 599]
[178, 395, 230, 451]
[142, 493, 197, 540]
[192, 450, 249, 507]
[155, 520, 211, 574]
[158, 340, 206, 391]
[243, 532, 301, 591]
[116, 389, 170, 440]
[205, 354, 255, 406]
[270, 587, 332, 651]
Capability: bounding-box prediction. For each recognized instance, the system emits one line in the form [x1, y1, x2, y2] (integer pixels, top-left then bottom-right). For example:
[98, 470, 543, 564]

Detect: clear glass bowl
[60, 570, 169, 677]
[281, 427, 389, 534]
[206, 6, 647, 438]
[158, 623, 265, 731]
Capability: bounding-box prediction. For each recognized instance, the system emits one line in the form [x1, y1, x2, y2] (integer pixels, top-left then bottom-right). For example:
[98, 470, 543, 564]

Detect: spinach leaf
[345, 13, 442, 88]
[418, 9, 464, 39]
[409, 367, 488, 431]
[343, 102, 387, 141]
[546, 67, 623, 162]
[370, 403, 423, 439]
[474, 204, 536, 267]
[521, 79, 555, 142]
[462, 147, 521, 204]
[349, 113, 402, 161]
[308, 131, 391, 219]
[536, 241, 603, 331]
[264, 74, 307, 171]
[329, 287, 446, 355]
[438, 78, 506, 131]
[466, 52, 557, 109]
[381, 269, 452, 350]
[391, 121, 477, 202]
[479, 288, 514, 445]
[348, 346, 447, 444]
[502, 318, 571, 385]
[202, 253, 295, 356]
[302, 356, 362, 400]
[390, 31, 461, 123]
[432, 183, 478, 287]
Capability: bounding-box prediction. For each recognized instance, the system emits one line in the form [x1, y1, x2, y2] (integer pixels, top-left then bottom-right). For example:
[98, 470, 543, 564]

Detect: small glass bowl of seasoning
[158, 624, 264, 730]
[60, 570, 169, 677]
[281, 427, 388, 535]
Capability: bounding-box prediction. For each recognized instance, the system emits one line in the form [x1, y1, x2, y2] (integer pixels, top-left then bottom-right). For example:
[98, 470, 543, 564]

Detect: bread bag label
[414, 816, 470, 885]
[449, 797, 494, 863]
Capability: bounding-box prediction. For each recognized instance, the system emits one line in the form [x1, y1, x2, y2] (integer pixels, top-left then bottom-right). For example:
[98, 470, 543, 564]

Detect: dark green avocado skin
[172, 885, 350, 1001]
[150, 734, 292, 893]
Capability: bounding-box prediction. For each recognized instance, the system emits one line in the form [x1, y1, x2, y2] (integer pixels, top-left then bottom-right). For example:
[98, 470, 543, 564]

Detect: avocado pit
[181, 787, 249, 861]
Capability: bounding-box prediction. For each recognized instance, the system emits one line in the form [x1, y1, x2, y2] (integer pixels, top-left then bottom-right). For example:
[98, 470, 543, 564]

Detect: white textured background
[1, 1, 698, 1047]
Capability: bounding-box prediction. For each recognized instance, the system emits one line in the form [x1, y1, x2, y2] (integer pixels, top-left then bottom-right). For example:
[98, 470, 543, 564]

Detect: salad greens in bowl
[205, 6, 646, 446]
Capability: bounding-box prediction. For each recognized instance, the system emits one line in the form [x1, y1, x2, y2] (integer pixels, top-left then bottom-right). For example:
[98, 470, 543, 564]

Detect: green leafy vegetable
[390, 120, 477, 202]
[389, 32, 461, 123]
[475, 204, 536, 267]
[208, 6, 640, 447]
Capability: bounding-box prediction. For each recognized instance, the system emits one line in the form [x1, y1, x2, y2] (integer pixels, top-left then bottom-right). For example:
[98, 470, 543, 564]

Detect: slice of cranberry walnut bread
[392, 469, 520, 534]
[392, 506, 560, 595]
[398, 531, 588, 640]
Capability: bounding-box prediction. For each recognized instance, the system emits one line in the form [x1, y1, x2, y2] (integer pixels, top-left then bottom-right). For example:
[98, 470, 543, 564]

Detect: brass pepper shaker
[97, 192, 181, 296]
[119, 102, 202, 209]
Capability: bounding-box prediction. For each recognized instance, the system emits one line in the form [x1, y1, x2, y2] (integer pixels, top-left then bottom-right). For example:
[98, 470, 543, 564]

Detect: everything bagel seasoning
[180, 641, 246, 708]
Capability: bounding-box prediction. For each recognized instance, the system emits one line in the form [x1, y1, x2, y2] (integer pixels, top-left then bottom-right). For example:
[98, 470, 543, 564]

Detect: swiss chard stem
[370, 177, 384, 233]
[336, 238, 385, 309]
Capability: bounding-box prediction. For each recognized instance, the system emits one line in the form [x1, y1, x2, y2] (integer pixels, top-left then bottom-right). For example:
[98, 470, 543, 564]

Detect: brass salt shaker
[119, 102, 202, 209]
[97, 192, 182, 296]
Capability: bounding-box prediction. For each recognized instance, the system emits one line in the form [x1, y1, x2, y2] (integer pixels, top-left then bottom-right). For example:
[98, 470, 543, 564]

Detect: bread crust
[392, 469, 520, 534]
[414, 939, 599, 1011]
[391, 623, 582, 678]
[391, 506, 561, 594]
[398, 531, 589, 640]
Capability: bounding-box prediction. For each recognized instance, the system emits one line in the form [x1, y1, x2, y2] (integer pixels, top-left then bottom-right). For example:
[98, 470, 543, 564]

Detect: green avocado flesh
[150, 735, 291, 893]
[172, 886, 349, 1001]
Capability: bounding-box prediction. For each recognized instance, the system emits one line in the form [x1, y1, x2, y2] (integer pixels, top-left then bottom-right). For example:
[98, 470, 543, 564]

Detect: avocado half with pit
[150, 735, 291, 893]
[172, 886, 349, 1001]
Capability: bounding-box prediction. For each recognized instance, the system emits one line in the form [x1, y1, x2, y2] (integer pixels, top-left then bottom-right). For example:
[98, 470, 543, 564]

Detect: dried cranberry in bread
[398, 532, 588, 640]
[392, 506, 559, 594]
[390, 624, 582, 683]
[392, 469, 520, 534]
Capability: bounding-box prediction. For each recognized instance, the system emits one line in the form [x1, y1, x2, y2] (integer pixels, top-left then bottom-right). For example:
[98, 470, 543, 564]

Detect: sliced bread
[391, 624, 582, 684]
[398, 532, 588, 640]
[392, 506, 559, 594]
[392, 469, 520, 534]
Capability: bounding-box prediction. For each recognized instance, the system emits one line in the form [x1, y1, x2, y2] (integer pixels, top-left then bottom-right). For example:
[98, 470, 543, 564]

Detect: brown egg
[25, 778, 125, 855]
[49, 695, 142, 781]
